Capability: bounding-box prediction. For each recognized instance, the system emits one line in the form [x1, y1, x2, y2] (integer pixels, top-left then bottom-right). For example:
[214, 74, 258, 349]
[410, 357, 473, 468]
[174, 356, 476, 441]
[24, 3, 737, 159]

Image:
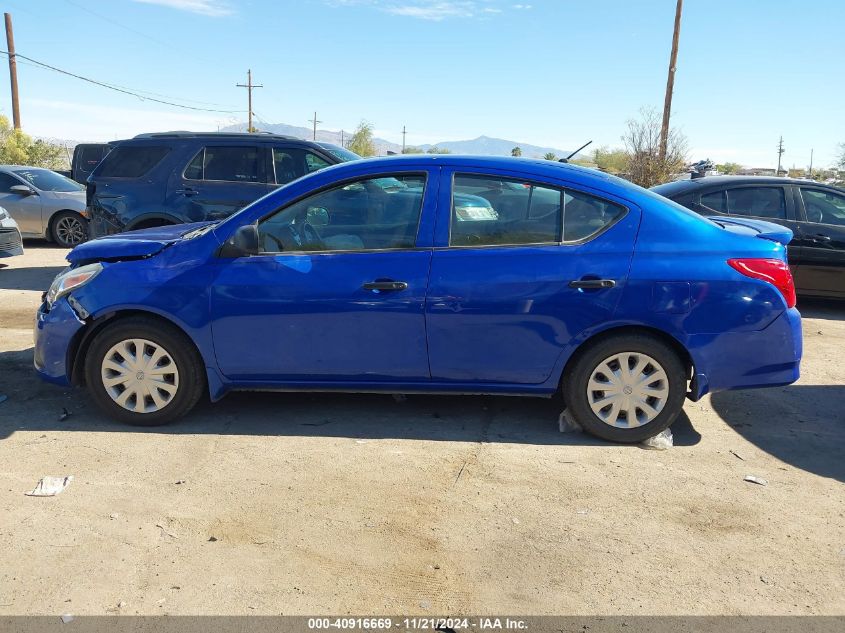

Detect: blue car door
[425, 167, 641, 386]
[210, 169, 437, 382]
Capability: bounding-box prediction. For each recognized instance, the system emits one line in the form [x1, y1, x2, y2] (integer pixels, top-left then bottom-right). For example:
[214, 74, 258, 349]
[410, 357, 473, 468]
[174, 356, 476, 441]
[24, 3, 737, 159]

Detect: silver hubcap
[587, 352, 669, 428]
[56, 216, 86, 245]
[100, 339, 179, 413]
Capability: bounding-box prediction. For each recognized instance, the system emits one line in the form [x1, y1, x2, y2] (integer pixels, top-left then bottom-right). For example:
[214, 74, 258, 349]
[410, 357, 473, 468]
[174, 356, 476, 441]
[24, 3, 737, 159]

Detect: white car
[0, 166, 87, 248]
[0, 205, 24, 258]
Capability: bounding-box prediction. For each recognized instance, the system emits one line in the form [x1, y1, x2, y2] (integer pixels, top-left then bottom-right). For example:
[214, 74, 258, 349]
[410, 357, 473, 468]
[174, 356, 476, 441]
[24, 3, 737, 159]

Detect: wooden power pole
[308, 111, 322, 140]
[402, 125, 406, 153]
[659, 0, 683, 161]
[236, 69, 262, 132]
[4, 12, 21, 130]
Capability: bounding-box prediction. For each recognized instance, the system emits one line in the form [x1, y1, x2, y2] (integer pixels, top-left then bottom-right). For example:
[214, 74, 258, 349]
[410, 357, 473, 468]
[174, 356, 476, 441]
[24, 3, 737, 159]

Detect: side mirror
[10, 184, 36, 196]
[219, 224, 259, 258]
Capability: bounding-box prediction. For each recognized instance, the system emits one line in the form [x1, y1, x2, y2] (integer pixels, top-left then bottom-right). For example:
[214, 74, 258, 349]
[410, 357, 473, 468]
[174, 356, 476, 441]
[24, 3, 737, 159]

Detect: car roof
[652, 175, 841, 194]
[0, 165, 53, 170]
[130, 131, 300, 141]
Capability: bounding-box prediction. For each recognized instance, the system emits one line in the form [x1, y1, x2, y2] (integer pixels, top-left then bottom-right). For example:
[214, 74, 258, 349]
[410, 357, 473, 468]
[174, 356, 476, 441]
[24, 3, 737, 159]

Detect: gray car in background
[0, 206, 24, 258]
[0, 166, 88, 248]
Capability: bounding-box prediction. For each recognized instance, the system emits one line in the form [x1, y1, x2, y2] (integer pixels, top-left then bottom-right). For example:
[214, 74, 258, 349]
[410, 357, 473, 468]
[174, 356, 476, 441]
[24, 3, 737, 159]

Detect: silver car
[0, 166, 88, 248]
[0, 206, 24, 258]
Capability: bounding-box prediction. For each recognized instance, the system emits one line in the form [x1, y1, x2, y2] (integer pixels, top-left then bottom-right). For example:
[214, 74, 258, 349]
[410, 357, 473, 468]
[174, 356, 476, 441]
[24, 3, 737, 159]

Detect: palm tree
[511, 146, 522, 157]
[543, 152, 557, 161]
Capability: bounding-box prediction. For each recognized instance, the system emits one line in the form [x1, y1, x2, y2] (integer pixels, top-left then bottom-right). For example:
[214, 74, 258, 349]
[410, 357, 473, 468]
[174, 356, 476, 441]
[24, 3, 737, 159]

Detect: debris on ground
[558, 409, 582, 433]
[576, 509, 589, 515]
[155, 523, 178, 539]
[744, 475, 769, 486]
[25, 475, 73, 497]
[58, 408, 71, 421]
[60, 614, 74, 624]
[208, 536, 218, 542]
[109, 513, 119, 520]
[641, 428, 673, 450]
[175, 480, 186, 485]
[729, 449, 746, 461]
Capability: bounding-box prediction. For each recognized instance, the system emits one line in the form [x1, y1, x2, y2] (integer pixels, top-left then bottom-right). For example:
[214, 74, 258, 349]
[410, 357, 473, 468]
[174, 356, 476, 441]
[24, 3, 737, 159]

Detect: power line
[0, 50, 246, 114]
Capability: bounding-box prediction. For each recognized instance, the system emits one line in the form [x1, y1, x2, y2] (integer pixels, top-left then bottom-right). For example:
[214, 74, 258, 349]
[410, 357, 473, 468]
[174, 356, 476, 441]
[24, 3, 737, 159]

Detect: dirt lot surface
[0, 245, 843, 616]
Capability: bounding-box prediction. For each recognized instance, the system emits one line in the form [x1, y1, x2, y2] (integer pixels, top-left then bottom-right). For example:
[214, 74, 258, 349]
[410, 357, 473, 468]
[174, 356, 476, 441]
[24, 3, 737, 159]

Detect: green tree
[402, 146, 424, 154]
[347, 120, 377, 157]
[426, 146, 451, 154]
[543, 152, 557, 161]
[621, 107, 688, 188]
[592, 146, 629, 174]
[511, 146, 522, 157]
[716, 162, 742, 175]
[837, 143, 845, 170]
[0, 116, 67, 169]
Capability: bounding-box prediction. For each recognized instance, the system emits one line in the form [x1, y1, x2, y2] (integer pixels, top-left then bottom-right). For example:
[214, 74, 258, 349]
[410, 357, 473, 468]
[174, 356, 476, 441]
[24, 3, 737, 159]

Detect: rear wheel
[562, 333, 687, 443]
[84, 317, 205, 426]
[51, 211, 88, 248]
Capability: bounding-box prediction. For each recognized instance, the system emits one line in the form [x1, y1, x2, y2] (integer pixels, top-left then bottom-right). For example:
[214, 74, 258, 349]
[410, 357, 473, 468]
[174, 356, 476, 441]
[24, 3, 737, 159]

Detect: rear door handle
[810, 234, 831, 242]
[362, 280, 408, 291]
[176, 187, 199, 196]
[569, 279, 616, 289]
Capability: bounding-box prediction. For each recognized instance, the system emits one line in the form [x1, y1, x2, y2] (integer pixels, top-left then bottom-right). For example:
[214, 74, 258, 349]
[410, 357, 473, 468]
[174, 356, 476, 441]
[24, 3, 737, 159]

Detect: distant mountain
[221, 123, 578, 159]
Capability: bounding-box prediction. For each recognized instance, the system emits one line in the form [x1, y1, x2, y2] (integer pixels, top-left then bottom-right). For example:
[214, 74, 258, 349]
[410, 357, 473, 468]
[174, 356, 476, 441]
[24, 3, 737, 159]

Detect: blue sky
[3, 0, 843, 167]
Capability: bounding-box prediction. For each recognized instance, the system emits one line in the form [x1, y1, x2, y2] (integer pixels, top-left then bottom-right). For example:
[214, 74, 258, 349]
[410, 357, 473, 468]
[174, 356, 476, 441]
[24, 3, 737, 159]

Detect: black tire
[51, 211, 88, 248]
[561, 333, 687, 443]
[84, 316, 205, 426]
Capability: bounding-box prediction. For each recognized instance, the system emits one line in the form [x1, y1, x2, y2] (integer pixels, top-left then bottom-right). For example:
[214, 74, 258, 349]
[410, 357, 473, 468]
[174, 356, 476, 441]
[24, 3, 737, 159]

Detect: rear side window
[185, 146, 262, 183]
[726, 187, 786, 219]
[450, 174, 624, 247]
[272, 148, 333, 184]
[97, 145, 170, 178]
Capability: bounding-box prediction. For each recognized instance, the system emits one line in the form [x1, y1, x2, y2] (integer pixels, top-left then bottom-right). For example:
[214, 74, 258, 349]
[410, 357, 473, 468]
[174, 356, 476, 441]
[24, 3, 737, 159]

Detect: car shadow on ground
[0, 265, 66, 291]
[797, 298, 845, 321]
[0, 347, 700, 447]
[711, 385, 845, 483]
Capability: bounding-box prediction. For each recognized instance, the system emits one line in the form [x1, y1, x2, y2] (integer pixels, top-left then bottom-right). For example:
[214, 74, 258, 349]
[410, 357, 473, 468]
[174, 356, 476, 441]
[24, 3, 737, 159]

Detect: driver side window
[257, 173, 426, 253]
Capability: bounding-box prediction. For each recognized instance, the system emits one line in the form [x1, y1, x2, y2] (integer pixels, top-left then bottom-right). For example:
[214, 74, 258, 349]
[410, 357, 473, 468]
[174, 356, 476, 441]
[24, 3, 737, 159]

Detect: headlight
[46, 263, 103, 305]
[0, 207, 8, 220]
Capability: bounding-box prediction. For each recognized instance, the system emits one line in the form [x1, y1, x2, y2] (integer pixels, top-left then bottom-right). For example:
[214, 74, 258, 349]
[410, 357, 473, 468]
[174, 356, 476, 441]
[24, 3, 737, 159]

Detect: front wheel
[562, 333, 687, 443]
[51, 211, 88, 248]
[84, 317, 205, 426]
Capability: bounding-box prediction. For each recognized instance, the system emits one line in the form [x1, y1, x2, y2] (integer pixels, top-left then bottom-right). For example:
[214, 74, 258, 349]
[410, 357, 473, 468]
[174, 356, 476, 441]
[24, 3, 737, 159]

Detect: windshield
[316, 143, 361, 163]
[12, 168, 84, 192]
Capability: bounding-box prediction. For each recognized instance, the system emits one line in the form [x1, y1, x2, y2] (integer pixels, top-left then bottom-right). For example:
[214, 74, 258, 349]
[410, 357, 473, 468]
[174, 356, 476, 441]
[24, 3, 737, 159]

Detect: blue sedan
[34, 156, 802, 442]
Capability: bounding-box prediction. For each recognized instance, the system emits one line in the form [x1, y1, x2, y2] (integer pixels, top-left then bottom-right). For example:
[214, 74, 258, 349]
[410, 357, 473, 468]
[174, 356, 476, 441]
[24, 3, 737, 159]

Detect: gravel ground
[0, 244, 843, 615]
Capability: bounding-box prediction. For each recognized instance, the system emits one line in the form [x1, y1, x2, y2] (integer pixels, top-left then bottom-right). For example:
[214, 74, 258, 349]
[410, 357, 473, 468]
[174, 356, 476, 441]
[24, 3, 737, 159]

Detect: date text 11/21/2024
[306, 618, 527, 630]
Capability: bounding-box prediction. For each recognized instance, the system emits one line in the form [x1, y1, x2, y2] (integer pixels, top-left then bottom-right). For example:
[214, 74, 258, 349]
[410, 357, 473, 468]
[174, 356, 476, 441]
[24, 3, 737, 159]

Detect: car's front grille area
[0, 228, 23, 254]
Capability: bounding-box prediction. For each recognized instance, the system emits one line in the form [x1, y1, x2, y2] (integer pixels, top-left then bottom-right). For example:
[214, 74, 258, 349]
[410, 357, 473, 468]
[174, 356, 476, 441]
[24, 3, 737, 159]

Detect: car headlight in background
[46, 263, 103, 306]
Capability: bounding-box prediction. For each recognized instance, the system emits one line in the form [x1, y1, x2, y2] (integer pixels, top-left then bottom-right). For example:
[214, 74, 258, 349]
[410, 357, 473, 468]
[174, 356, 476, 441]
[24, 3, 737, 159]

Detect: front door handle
[810, 234, 831, 242]
[362, 280, 408, 291]
[569, 278, 616, 289]
[176, 187, 199, 197]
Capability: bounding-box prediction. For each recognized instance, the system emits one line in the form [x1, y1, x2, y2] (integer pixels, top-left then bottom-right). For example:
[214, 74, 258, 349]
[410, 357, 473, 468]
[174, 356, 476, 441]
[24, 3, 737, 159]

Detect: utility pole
[776, 136, 785, 175]
[236, 69, 262, 132]
[308, 111, 322, 141]
[402, 125, 406, 153]
[4, 12, 21, 130]
[659, 0, 683, 162]
[340, 130, 345, 148]
[809, 148, 814, 177]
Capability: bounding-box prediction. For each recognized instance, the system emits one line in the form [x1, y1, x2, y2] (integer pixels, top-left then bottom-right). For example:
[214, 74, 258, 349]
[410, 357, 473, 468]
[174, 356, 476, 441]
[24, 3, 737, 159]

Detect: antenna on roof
[559, 140, 593, 163]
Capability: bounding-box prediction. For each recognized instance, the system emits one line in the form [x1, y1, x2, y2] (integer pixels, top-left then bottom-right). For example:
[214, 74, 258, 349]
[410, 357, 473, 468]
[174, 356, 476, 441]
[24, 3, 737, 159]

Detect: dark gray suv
[86, 132, 359, 238]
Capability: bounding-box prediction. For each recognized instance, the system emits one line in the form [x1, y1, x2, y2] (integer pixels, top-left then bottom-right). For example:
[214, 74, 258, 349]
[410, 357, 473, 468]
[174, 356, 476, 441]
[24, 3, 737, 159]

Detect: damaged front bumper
[34, 297, 87, 386]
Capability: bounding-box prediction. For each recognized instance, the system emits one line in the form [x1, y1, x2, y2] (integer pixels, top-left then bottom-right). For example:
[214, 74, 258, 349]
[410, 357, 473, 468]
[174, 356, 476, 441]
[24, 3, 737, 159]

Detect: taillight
[728, 258, 796, 308]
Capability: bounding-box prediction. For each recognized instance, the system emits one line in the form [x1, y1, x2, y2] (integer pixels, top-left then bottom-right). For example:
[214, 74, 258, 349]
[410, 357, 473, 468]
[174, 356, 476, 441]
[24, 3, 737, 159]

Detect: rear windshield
[97, 145, 170, 178]
[12, 168, 83, 192]
[316, 143, 361, 162]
